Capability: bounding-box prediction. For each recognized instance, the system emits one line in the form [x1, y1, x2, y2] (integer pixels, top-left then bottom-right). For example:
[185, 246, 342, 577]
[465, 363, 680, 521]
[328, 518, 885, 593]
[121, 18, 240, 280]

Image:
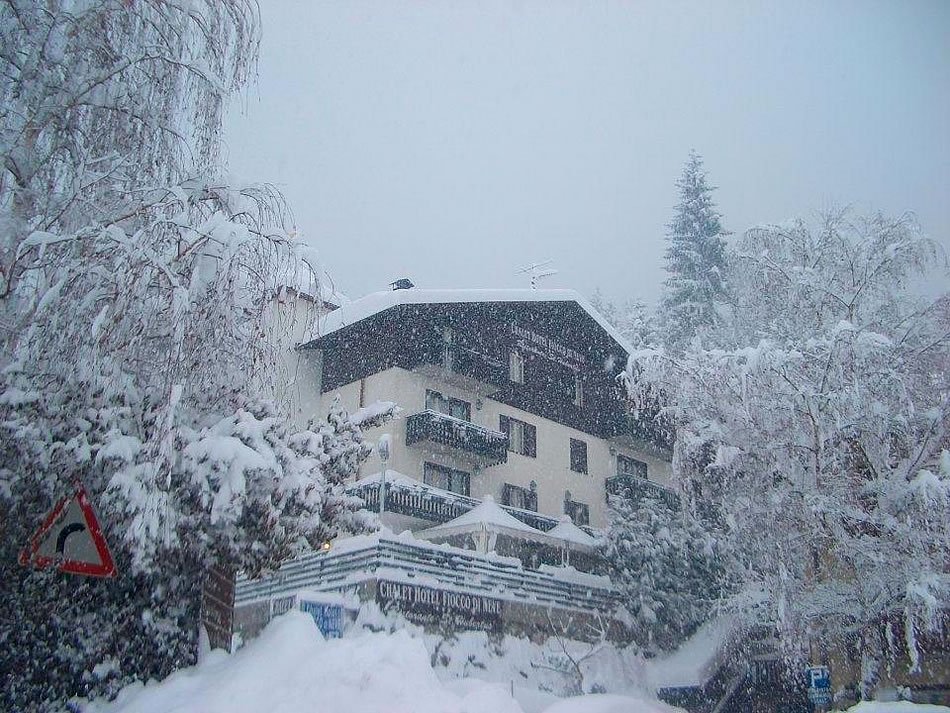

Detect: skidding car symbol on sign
[19, 482, 117, 578]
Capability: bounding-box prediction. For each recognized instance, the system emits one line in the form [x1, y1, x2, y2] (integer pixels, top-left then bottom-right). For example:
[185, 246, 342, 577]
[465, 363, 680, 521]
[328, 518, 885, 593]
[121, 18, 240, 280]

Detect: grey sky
[225, 0, 949, 305]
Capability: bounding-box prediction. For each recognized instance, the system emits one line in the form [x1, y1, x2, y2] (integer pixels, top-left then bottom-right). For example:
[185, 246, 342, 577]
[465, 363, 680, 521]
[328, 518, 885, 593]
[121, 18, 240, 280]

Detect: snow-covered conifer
[659, 151, 729, 349]
[590, 290, 658, 349]
[604, 493, 727, 652]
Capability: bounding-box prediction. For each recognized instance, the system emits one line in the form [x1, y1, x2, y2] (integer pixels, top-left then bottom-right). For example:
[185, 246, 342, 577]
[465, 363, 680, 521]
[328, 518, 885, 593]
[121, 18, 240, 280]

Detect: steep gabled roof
[311, 288, 633, 354]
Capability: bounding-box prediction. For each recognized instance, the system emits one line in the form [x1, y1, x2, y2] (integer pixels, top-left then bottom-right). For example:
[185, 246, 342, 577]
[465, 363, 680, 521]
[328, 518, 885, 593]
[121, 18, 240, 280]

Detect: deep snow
[80, 611, 682, 713]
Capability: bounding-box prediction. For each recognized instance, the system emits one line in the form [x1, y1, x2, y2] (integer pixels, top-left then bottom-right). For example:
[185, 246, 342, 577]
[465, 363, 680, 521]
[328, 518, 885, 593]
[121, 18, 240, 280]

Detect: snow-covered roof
[546, 516, 601, 551]
[416, 495, 561, 545]
[314, 288, 634, 354]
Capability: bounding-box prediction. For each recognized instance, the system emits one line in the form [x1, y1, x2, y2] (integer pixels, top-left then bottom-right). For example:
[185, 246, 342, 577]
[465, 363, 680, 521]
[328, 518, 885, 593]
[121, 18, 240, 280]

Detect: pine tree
[660, 151, 729, 349]
[590, 290, 658, 349]
[604, 494, 726, 652]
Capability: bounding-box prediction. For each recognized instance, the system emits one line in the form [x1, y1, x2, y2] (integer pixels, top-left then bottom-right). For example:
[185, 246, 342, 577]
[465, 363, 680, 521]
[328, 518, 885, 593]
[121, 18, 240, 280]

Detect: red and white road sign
[19, 483, 117, 578]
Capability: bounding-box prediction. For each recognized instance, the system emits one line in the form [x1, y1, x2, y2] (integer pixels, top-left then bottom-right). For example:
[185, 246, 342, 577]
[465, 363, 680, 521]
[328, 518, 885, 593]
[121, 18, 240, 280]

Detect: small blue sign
[299, 600, 344, 639]
[806, 665, 832, 706]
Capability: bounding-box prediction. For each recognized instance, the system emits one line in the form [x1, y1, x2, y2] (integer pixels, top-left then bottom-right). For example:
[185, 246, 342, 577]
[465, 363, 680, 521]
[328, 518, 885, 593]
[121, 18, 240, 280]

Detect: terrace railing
[405, 410, 509, 466]
[348, 477, 567, 532]
[235, 536, 616, 613]
[605, 473, 681, 510]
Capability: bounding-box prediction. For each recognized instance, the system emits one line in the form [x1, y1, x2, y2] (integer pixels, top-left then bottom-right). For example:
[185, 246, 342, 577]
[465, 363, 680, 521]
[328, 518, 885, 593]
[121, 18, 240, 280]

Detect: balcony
[347, 475, 567, 531]
[406, 410, 509, 466]
[606, 473, 681, 510]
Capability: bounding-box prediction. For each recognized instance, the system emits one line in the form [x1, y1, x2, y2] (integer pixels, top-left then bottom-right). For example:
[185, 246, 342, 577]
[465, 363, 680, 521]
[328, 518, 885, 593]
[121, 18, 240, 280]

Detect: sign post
[806, 665, 832, 710]
[377, 434, 391, 517]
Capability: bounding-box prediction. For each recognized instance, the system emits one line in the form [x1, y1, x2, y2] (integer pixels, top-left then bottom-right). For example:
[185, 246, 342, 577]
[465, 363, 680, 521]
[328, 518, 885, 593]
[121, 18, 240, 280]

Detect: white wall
[311, 364, 672, 529]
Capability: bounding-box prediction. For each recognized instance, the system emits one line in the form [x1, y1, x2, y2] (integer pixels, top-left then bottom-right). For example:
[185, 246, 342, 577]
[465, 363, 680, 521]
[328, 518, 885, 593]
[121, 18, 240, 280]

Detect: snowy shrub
[0, 378, 389, 710]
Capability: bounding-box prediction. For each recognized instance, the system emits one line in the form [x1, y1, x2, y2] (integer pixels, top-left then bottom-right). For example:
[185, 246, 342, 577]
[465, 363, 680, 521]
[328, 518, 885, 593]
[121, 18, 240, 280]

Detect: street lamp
[377, 434, 391, 517]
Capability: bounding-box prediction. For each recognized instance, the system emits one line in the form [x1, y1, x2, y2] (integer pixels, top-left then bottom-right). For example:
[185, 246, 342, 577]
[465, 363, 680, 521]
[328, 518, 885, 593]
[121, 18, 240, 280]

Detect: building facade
[295, 286, 676, 535]
[234, 286, 678, 644]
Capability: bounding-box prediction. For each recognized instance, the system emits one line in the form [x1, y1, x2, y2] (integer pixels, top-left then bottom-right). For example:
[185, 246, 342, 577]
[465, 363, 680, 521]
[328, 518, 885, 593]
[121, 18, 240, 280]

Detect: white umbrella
[416, 495, 561, 553]
[546, 515, 599, 564]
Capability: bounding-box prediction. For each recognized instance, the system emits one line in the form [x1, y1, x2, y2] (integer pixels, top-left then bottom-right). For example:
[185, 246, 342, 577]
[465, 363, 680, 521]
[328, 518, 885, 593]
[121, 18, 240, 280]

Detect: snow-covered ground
[846, 704, 950, 713]
[80, 611, 681, 713]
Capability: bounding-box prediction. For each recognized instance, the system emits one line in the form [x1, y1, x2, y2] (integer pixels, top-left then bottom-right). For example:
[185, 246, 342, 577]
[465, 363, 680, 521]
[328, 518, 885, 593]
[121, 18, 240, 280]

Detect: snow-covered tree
[659, 151, 729, 349]
[604, 493, 727, 652]
[627, 209, 950, 690]
[0, 2, 386, 709]
[590, 290, 658, 349]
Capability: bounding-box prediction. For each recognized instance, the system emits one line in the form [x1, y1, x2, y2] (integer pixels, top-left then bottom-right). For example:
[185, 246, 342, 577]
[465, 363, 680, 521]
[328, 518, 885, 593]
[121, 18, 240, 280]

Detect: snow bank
[83, 611, 681, 713]
[846, 703, 950, 713]
[544, 694, 683, 713]
[84, 611, 523, 713]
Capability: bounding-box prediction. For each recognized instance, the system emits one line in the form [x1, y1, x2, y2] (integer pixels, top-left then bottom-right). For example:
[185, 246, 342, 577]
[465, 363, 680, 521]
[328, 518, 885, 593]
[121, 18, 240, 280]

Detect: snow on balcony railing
[235, 534, 617, 613]
[405, 410, 509, 466]
[348, 473, 571, 532]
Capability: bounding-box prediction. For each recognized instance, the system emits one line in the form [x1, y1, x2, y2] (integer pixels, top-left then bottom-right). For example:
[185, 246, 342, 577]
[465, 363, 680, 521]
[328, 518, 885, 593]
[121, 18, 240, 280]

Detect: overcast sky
[225, 0, 949, 306]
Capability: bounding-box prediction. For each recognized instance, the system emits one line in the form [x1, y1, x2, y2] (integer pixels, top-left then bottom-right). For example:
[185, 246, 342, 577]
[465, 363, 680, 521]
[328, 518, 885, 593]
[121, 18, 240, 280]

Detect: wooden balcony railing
[606, 473, 681, 510]
[406, 410, 509, 466]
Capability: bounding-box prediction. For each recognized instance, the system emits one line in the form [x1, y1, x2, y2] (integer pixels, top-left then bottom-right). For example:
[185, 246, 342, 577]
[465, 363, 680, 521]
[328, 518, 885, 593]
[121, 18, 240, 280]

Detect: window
[572, 373, 584, 407]
[564, 493, 590, 526]
[509, 351, 525, 384]
[423, 462, 471, 496]
[499, 415, 536, 457]
[425, 389, 471, 422]
[425, 389, 445, 413]
[502, 482, 538, 512]
[570, 438, 588, 474]
[442, 326, 454, 370]
[448, 398, 470, 421]
[618, 454, 648, 479]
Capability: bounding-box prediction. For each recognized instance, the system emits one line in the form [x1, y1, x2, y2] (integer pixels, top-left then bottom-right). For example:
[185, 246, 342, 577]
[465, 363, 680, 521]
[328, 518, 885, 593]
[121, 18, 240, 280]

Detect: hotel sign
[511, 324, 586, 368]
[376, 580, 503, 633]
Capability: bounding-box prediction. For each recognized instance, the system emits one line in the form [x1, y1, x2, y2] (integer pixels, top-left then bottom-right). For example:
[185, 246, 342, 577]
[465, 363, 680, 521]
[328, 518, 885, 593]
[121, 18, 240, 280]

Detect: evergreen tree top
[660, 150, 730, 349]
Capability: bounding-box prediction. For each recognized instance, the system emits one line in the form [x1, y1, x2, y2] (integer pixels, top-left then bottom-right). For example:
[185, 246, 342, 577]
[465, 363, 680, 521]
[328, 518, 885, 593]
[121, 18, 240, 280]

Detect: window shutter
[524, 423, 537, 458]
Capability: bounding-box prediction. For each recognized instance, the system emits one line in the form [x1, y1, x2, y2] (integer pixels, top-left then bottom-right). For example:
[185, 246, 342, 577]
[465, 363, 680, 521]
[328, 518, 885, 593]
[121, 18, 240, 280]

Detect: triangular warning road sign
[19, 483, 117, 578]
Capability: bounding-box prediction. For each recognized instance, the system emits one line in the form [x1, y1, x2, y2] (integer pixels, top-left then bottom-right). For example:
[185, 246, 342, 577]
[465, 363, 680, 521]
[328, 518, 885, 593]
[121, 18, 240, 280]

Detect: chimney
[390, 278, 414, 291]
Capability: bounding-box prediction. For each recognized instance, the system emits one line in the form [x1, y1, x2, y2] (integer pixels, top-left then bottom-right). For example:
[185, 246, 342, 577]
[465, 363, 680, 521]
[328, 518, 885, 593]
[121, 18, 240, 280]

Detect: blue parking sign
[299, 600, 344, 639]
[806, 665, 832, 706]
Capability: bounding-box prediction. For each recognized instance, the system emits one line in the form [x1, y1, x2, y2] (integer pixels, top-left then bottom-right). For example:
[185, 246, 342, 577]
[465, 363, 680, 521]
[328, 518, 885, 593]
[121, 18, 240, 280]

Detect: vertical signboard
[299, 600, 344, 639]
[806, 665, 832, 708]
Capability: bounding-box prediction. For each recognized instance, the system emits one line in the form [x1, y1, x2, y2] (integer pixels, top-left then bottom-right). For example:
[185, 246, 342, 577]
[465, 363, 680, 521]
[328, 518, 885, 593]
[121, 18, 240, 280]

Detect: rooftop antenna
[517, 260, 558, 290]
